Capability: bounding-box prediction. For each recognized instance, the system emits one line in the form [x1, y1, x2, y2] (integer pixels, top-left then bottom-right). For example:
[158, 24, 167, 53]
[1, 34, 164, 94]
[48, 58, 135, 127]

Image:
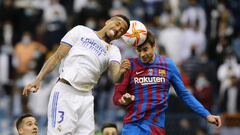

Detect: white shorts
[47, 82, 95, 135]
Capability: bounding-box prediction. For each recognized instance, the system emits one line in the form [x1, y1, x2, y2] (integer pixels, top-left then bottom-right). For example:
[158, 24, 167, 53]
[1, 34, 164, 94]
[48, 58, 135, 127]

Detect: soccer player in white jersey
[23, 15, 130, 135]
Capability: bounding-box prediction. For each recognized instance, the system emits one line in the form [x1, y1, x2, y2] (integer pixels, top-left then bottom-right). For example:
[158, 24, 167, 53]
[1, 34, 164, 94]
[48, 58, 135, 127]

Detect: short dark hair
[101, 122, 118, 132]
[138, 30, 155, 47]
[16, 114, 35, 130]
[113, 15, 130, 30]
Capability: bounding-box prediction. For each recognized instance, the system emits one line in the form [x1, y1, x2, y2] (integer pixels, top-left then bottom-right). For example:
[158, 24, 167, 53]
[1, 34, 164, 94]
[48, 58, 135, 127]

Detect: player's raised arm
[109, 59, 130, 83]
[169, 58, 222, 127]
[113, 70, 134, 106]
[22, 43, 71, 96]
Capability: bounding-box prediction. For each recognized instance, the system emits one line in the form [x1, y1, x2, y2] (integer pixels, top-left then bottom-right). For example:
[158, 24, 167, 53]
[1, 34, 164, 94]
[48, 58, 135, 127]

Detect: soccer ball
[121, 20, 147, 47]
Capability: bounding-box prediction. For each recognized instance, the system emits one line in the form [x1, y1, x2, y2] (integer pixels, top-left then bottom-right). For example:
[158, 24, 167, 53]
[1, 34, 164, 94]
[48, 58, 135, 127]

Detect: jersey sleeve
[113, 70, 130, 106]
[60, 25, 82, 47]
[108, 45, 121, 64]
[169, 58, 210, 118]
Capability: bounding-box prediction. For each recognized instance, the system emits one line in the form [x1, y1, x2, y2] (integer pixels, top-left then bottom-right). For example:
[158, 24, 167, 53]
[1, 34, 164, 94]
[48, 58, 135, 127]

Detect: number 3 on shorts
[58, 111, 64, 123]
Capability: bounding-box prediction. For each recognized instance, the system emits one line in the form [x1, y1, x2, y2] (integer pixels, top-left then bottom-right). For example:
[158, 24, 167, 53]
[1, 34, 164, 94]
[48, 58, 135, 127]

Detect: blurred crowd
[0, 0, 240, 135]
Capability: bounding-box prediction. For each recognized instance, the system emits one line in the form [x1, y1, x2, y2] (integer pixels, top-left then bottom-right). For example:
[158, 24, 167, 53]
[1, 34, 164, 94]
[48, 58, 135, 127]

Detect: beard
[141, 54, 154, 63]
[104, 32, 112, 43]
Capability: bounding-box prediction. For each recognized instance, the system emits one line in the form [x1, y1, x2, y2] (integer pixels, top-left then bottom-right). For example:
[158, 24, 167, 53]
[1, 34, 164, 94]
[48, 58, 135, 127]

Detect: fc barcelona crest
[158, 69, 166, 76]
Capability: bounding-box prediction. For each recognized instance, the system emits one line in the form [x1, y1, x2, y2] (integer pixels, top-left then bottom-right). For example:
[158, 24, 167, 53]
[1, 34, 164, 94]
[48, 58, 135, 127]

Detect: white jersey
[59, 25, 121, 92]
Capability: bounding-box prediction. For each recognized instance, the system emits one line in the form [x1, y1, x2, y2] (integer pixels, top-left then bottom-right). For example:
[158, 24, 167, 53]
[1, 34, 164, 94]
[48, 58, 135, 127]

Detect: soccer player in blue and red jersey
[113, 31, 221, 135]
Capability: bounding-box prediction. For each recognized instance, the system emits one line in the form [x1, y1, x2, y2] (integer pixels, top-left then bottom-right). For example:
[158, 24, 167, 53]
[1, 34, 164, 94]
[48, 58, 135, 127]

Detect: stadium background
[0, 0, 240, 135]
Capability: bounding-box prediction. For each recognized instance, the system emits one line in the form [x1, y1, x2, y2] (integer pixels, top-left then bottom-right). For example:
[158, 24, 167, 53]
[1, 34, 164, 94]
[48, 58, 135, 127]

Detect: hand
[119, 93, 135, 105]
[207, 115, 222, 128]
[120, 59, 130, 74]
[22, 80, 41, 96]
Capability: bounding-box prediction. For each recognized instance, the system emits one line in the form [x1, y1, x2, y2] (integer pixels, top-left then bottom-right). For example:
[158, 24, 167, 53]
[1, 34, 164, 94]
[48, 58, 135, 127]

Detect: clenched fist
[206, 115, 222, 128]
[119, 93, 135, 105]
[120, 59, 131, 74]
[22, 80, 41, 96]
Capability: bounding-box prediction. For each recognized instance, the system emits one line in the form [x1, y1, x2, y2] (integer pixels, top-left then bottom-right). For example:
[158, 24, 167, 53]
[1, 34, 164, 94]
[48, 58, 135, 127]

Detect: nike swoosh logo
[136, 71, 144, 75]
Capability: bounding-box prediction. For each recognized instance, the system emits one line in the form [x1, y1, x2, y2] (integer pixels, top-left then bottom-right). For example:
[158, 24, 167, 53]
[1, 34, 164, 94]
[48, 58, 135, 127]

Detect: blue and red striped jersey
[113, 54, 210, 128]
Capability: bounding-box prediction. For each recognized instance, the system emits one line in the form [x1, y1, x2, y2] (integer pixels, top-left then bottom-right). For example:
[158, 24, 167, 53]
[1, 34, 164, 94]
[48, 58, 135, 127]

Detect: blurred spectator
[207, 1, 234, 62]
[1, 20, 15, 47]
[217, 54, 240, 98]
[158, 16, 183, 65]
[181, 0, 206, 32]
[215, 36, 232, 66]
[180, 19, 206, 61]
[142, 0, 163, 21]
[14, 2, 43, 38]
[158, 2, 177, 27]
[42, 0, 67, 50]
[192, 52, 217, 94]
[217, 2, 234, 38]
[220, 76, 240, 114]
[0, 0, 17, 27]
[14, 31, 47, 75]
[181, 47, 202, 86]
[219, 76, 240, 135]
[73, 0, 102, 28]
[193, 73, 214, 111]
[109, 0, 131, 18]
[0, 20, 15, 87]
[59, 0, 74, 16]
[73, 0, 88, 14]
[167, 0, 181, 17]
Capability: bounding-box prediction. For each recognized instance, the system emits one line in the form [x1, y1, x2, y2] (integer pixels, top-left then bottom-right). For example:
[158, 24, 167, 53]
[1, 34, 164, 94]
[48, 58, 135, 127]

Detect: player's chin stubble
[105, 33, 112, 43]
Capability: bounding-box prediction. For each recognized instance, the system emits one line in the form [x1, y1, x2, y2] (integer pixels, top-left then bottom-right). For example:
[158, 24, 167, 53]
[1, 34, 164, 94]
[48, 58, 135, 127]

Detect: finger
[22, 88, 28, 96]
[120, 97, 126, 104]
[131, 95, 135, 101]
[31, 87, 37, 93]
[216, 117, 222, 128]
[123, 93, 130, 98]
[126, 93, 131, 98]
[23, 90, 29, 96]
[121, 63, 130, 68]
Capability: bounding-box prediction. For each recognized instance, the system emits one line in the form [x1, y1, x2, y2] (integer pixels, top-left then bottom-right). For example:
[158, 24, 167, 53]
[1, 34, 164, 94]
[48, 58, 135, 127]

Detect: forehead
[111, 17, 128, 26]
[103, 127, 117, 132]
[136, 42, 152, 50]
[22, 117, 36, 124]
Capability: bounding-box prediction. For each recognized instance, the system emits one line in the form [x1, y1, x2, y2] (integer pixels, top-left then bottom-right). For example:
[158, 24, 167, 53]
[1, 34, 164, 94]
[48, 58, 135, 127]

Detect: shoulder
[157, 55, 176, 68]
[166, 57, 175, 66]
[70, 25, 93, 33]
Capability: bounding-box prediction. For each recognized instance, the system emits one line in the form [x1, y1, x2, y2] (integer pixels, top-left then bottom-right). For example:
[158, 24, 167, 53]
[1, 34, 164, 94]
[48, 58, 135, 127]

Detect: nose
[140, 50, 145, 56]
[33, 125, 38, 130]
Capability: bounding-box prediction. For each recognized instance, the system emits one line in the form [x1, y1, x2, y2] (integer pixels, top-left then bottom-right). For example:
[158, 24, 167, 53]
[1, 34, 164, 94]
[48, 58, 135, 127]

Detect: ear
[18, 128, 24, 134]
[105, 19, 111, 25]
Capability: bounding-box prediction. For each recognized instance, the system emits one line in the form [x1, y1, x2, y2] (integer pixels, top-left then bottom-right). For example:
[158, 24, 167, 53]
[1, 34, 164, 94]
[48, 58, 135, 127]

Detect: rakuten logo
[134, 76, 166, 85]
